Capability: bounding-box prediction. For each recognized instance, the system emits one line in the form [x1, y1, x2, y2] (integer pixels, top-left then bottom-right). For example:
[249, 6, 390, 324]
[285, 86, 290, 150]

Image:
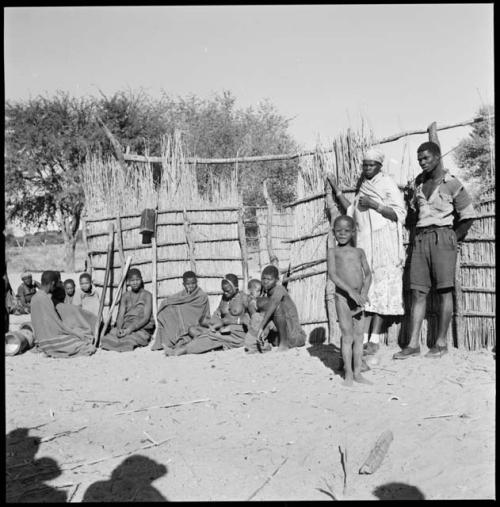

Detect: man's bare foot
[354, 373, 373, 385]
[343, 372, 354, 386]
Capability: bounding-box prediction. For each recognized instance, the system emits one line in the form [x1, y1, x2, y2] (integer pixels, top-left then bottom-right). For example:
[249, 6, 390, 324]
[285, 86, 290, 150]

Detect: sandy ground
[6, 303, 496, 501]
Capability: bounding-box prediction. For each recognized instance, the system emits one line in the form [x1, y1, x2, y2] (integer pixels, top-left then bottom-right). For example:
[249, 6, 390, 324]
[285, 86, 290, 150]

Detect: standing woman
[101, 268, 154, 352]
[328, 147, 407, 352]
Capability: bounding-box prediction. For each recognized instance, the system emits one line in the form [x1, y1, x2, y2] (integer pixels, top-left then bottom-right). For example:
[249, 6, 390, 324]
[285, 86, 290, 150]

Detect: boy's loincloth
[335, 288, 363, 317]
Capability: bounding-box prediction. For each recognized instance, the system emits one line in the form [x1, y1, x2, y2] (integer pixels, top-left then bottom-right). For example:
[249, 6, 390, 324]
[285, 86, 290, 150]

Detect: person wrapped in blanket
[164, 273, 249, 356]
[100, 268, 154, 353]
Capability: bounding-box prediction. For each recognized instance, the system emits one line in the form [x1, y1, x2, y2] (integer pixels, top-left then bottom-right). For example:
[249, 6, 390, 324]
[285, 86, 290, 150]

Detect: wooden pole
[121, 113, 494, 165]
[454, 247, 464, 349]
[238, 207, 249, 290]
[151, 210, 158, 342]
[183, 209, 197, 273]
[115, 213, 125, 267]
[93, 222, 114, 346]
[263, 179, 279, 267]
[325, 177, 339, 346]
[81, 217, 92, 276]
[98, 256, 132, 345]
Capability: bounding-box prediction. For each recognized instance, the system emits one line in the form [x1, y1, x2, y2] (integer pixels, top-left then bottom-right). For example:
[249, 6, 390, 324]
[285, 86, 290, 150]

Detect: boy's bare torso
[334, 246, 364, 292]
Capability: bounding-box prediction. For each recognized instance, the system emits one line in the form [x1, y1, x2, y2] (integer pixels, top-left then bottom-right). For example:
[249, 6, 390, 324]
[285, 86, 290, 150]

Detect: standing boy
[73, 273, 101, 316]
[327, 215, 372, 386]
[256, 265, 306, 351]
[393, 141, 475, 359]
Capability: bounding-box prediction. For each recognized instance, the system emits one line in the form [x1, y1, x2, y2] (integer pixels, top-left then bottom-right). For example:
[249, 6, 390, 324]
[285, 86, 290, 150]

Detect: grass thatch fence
[83, 116, 494, 351]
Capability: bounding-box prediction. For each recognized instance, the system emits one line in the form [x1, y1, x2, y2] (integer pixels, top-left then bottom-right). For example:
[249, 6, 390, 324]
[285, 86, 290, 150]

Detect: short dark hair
[333, 215, 355, 229]
[182, 271, 197, 282]
[248, 278, 262, 289]
[262, 265, 279, 279]
[223, 273, 239, 288]
[79, 272, 92, 282]
[417, 141, 441, 156]
[63, 279, 75, 286]
[41, 270, 59, 285]
[127, 268, 142, 280]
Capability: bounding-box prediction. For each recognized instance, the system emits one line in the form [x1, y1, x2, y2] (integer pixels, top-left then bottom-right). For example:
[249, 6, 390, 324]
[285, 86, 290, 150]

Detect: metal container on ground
[5, 323, 34, 356]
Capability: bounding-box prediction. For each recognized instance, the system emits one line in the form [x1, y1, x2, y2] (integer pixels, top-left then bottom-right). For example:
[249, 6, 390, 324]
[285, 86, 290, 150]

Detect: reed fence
[84, 117, 494, 351]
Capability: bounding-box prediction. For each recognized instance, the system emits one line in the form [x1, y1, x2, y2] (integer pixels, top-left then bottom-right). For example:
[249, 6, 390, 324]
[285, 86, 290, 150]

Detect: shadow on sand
[373, 482, 425, 500]
[306, 327, 344, 378]
[82, 455, 168, 502]
[6, 427, 66, 502]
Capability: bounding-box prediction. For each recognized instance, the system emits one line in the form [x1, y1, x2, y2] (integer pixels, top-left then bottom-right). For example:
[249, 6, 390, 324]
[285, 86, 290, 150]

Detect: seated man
[256, 265, 306, 351]
[151, 271, 210, 351]
[12, 271, 40, 315]
[101, 268, 154, 353]
[30, 271, 96, 358]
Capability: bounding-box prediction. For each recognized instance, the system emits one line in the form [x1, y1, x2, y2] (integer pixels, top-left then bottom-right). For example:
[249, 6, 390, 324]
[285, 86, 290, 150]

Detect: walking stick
[97, 256, 132, 347]
[151, 210, 159, 342]
[93, 223, 114, 346]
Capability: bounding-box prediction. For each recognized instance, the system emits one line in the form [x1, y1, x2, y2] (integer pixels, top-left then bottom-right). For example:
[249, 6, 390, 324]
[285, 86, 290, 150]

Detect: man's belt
[416, 225, 453, 234]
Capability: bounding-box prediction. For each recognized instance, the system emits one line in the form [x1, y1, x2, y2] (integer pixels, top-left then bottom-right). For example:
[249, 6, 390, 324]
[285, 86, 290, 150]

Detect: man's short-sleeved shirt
[412, 171, 476, 228]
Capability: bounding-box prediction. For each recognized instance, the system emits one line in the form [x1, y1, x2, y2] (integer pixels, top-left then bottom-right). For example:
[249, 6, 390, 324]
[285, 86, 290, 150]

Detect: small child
[73, 273, 101, 316]
[244, 279, 274, 353]
[13, 271, 40, 314]
[327, 215, 372, 386]
[256, 265, 306, 351]
[63, 279, 76, 304]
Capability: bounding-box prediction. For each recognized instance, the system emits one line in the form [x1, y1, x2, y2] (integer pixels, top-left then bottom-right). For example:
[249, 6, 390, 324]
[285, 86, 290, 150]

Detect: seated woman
[101, 269, 154, 353]
[166, 274, 249, 356]
[151, 271, 210, 352]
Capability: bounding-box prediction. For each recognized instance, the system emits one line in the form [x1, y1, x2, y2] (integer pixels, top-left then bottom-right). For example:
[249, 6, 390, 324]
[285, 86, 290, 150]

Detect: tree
[5, 92, 99, 271]
[453, 104, 495, 190]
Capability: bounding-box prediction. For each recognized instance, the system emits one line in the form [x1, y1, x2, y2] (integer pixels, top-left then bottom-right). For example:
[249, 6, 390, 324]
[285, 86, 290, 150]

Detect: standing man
[393, 141, 475, 359]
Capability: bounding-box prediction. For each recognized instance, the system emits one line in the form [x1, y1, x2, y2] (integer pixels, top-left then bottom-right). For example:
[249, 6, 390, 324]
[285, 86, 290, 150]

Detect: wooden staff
[98, 256, 132, 347]
[325, 177, 339, 346]
[151, 209, 159, 341]
[237, 207, 249, 291]
[93, 222, 114, 346]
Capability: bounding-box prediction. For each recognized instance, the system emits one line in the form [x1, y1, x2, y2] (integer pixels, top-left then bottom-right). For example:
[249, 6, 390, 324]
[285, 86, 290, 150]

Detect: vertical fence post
[183, 209, 197, 273]
[238, 207, 249, 291]
[115, 213, 125, 267]
[151, 209, 158, 341]
[263, 179, 279, 267]
[81, 216, 92, 276]
[454, 246, 464, 348]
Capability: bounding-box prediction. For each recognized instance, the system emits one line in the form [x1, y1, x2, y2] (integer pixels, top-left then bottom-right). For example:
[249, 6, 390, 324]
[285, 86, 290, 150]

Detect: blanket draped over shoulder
[183, 291, 249, 354]
[30, 291, 96, 357]
[347, 172, 407, 315]
[151, 287, 210, 350]
[101, 289, 155, 353]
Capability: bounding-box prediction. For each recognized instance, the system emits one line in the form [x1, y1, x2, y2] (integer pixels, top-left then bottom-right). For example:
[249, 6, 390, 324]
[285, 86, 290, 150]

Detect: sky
[4, 4, 494, 178]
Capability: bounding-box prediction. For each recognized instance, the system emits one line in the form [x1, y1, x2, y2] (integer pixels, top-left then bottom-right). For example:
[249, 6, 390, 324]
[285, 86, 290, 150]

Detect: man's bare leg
[393, 289, 426, 359]
[425, 289, 453, 357]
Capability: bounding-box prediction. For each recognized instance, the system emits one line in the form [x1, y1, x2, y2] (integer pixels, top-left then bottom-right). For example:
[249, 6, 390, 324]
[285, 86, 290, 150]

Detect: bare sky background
[4, 5, 494, 176]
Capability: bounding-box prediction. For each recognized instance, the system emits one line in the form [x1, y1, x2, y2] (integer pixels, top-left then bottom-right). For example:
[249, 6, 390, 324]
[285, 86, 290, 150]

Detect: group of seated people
[19, 264, 306, 358]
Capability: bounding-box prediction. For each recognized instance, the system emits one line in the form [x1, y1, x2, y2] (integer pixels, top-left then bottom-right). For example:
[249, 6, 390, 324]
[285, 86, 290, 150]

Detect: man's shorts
[409, 226, 457, 293]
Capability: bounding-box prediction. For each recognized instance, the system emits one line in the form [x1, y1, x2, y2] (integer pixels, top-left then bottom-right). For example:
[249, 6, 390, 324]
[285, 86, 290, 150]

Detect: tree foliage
[5, 89, 299, 269]
[453, 104, 495, 185]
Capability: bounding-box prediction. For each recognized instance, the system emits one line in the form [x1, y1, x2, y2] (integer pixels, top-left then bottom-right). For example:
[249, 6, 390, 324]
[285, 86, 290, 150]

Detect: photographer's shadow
[6, 427, 66, 502]
[306, 327, 344, 377]
[82, 455, 168, 502]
